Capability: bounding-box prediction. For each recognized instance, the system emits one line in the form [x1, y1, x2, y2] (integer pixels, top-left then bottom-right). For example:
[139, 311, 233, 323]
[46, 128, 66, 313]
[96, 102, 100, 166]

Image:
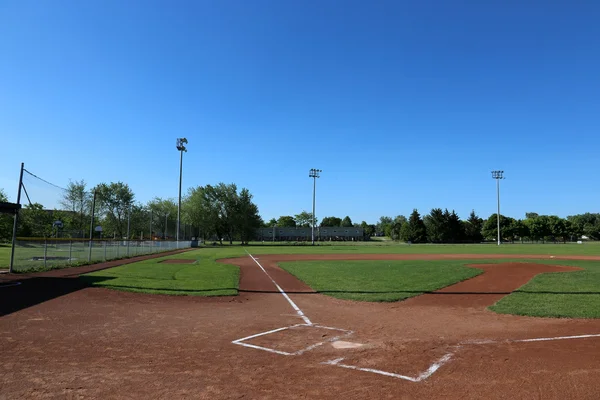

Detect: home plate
[332, 341, 364, 349]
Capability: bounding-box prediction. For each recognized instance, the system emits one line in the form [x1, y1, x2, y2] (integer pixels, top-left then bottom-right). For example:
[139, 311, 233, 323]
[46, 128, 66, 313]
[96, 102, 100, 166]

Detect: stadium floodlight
[309, 168, 322, 245]
[491, 170, 505, 246]
[176, 138, 188, 246]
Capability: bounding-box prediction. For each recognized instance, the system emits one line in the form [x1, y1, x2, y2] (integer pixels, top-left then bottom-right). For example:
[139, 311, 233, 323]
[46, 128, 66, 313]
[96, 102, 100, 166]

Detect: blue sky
[1, 0, 599, 223]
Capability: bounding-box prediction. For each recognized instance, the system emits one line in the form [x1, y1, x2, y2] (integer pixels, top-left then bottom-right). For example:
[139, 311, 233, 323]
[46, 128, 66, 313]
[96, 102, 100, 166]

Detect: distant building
[256, 227, 364, 241]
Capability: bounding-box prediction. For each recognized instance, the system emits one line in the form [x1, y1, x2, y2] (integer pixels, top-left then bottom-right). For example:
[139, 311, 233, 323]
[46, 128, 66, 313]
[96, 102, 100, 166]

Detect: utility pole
[491, 170, 505, 246]
[176, 138, 188, 247]
[309, 168, 322, 245]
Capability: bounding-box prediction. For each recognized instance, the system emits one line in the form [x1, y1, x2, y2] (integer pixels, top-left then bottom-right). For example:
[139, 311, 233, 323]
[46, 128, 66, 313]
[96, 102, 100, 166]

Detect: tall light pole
[309, 168, 322, 245]
[176, 138, 188, 246]
[491, 170, 505, 246]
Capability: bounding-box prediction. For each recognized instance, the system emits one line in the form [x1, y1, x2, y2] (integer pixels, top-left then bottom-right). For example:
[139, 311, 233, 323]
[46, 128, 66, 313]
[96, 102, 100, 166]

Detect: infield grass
[81, 249, 239, 296]
[72, 243, 600, 318]
[490, 259, 600, 318]
[279, 260, 482, 302]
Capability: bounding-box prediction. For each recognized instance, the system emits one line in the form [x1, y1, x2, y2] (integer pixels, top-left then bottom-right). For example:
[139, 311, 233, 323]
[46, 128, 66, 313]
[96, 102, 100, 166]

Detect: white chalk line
[322, 333, 600, 382]
[323, 352, 454, 383]
[244, 250, 312, 325]
[232, 323, 354, 356]
[462, 333, 600, 346]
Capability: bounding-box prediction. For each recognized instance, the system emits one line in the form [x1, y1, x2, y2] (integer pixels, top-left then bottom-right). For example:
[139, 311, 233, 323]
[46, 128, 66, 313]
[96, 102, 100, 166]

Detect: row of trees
[374, 209, 600, 244]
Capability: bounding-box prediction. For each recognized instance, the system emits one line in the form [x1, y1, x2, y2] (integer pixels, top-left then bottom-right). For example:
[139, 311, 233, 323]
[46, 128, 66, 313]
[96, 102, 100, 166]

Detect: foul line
[245, 250, 312, 325]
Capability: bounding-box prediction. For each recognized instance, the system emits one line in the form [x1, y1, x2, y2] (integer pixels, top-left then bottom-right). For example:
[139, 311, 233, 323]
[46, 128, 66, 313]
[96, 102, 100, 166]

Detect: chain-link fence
[11, 238, 192, 272]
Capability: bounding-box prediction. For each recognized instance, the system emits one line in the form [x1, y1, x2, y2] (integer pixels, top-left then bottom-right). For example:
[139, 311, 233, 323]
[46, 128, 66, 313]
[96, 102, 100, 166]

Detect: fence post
[69, 240, 72, 265]
[103, 241, 107, 261]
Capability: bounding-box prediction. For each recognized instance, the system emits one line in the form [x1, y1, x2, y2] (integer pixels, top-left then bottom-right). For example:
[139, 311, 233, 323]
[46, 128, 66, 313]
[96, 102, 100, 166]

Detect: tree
[236, 188, 263, 244]
[149, 197, 179, 239]
[184, 183, 262, 244]
[0, 188, 13, 241]
[525, 212, 539, 219]
[482, 214, 512, 242]
[376, 216, 393, 237]
[60, 179, 91, 237]
[295, 211, 316, 228]
[341, 216, 353, 227]
[509, 219, 529, 243]
[266, 218, 277, 227]
[524, 215, 551, 243]
[94, 182, 135, 239]
[390, 216, 406, 240]
[321, 216, 342, 227]
[548, 216, 567, 243]
[360, 221, 375, 239]
[400, 209, 427, 243]
[424, 208, 445, 243]
[464, 210, 483, 243]
[277, 216, 296, 227]
[445, 210, 464, 243]
[17, 203, 54, 237]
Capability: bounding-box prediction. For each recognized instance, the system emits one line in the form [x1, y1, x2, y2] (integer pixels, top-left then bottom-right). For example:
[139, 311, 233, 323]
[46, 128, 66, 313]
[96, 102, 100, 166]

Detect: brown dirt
[1, 253, 600, 399]
[159, 259, 197, 264]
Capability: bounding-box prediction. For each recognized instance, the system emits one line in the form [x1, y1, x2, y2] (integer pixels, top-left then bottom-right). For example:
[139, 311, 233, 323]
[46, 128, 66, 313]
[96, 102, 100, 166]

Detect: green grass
[8, 242, 600, 318]
[0, 244, 10, 269]
[490, 259, 600, 318]
[279, 260, 483, 302]
[81, 249, 240, 296]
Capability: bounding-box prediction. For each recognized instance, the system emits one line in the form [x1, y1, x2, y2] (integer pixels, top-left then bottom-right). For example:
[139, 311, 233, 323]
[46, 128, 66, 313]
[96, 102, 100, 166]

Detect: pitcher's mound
[159, 259, 196, 264]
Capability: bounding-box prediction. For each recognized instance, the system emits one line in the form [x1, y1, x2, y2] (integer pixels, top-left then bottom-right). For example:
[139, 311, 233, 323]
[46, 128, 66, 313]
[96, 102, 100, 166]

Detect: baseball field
[2, 242, 600, 399]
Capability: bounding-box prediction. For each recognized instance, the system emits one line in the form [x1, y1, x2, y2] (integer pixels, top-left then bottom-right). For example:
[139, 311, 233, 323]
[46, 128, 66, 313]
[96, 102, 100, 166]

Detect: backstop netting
[10, 168, 190, 272]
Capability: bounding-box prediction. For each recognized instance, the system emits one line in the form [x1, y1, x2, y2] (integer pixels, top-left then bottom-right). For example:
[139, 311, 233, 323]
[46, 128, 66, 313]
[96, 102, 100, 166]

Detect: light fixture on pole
[176, 138, 188, 246]
[491, 170, 505, 246]
[309, 168, 322, 245]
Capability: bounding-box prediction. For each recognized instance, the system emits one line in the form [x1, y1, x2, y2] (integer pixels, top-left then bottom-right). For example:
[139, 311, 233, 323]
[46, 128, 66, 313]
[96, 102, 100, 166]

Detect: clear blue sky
[1, 0, 599, 224]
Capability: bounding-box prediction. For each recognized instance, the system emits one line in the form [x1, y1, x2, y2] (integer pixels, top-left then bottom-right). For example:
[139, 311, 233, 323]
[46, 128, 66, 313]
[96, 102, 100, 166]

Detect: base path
[1, 252, 600, 399]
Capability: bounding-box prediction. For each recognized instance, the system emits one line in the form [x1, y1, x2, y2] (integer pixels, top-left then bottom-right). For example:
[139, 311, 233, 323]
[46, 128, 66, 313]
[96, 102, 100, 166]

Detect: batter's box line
[232, 323, 354, 356]
[322, 352, 455, 383]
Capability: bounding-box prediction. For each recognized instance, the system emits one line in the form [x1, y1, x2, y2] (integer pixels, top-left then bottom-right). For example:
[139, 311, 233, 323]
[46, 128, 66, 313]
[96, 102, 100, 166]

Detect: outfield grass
[81, 249, 240, 296]
[279, 260, 482, 302]
[0, 245, 10, 270]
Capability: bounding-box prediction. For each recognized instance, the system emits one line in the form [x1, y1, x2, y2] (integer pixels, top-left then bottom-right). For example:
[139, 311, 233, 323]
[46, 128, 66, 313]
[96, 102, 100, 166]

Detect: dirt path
[1, 252, 600, 399]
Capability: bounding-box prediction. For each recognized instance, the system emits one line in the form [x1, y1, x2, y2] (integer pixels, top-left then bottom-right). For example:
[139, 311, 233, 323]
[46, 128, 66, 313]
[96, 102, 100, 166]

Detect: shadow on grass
[79, 275, 237, 295]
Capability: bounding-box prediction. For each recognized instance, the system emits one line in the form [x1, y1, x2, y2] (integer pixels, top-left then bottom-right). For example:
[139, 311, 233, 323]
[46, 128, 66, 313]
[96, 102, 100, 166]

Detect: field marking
[232, 323, 353, 356]
[245, 250, 312, 325]
[322, 352, 454, 382]
[462, 333, 600, 346]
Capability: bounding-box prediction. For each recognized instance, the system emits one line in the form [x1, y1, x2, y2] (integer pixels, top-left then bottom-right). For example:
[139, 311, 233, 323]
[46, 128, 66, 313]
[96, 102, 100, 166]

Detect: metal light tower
[491, 170, 505, 246]
[176, 138, 188, 246]
[309, 168, 322, 245]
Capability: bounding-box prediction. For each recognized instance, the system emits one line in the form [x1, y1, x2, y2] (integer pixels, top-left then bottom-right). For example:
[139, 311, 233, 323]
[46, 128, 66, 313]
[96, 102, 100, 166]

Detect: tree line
[373, 209, 600, 243]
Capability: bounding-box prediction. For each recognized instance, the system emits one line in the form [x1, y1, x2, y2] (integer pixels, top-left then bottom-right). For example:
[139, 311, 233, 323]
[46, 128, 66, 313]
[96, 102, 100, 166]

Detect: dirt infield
[1, 253, 600, 399]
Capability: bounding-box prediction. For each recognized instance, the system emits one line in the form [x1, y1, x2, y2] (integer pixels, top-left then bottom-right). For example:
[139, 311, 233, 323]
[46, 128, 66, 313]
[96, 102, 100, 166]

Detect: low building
[256, 227, 364, 242]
